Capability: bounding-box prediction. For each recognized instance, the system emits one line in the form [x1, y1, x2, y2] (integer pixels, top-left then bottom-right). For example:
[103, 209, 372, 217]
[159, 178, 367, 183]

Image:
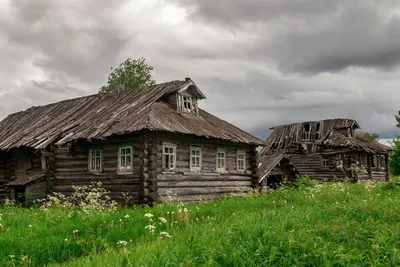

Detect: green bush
[288, 175, 317, 189]
[384, 176, 400, 190]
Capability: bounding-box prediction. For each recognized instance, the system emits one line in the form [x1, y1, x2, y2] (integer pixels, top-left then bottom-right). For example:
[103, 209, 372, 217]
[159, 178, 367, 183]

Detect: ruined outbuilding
[258, 119, 393, 189]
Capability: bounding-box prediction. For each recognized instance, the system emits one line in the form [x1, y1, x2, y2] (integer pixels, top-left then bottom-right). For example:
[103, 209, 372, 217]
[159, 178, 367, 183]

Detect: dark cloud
[0, 0, 400, 143]
[174, 0, 400, 73]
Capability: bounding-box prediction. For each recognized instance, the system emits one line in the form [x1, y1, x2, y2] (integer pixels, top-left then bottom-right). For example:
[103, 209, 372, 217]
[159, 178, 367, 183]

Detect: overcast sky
[1, 0, 400, 141]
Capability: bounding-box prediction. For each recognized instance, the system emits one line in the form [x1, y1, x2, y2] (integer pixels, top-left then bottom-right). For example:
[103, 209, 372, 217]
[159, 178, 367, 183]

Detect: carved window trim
[118, 146, 132, 173]
[163, 143, 177, 170]
[190, 146, 202, 172]
[216, 148, 226, 172]
[89, 148, 102, 173]
[237, 150, 246, 171]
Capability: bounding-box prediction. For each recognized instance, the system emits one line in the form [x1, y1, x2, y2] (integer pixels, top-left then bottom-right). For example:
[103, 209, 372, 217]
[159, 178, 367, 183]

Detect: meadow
[1, 179, 400, 266]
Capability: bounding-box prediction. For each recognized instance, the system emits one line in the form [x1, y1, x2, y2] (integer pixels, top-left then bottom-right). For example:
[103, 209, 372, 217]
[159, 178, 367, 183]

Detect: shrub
[35, 182, 117, 212]
[384, 176, 400, 190]
[288, 175, 317, 189]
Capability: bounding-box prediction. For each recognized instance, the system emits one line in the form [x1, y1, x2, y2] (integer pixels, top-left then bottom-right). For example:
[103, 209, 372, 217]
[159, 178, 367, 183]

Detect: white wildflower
[72, 230, 79, 234]
[159, 231, 172, 238]
[183, 208, 188, 213]
[117, 240, 128, 246]
[124, 215, 130, 219]
[145, 225, 156, 230]
[64, 238, 68, 242]
[159, 217, 167, 223]
[29, 225, 32, 228]
[144, 213, 154, 218]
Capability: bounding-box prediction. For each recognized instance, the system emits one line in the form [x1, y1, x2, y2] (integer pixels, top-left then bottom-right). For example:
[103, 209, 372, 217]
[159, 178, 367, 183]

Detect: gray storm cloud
[0, 0, 399, 141]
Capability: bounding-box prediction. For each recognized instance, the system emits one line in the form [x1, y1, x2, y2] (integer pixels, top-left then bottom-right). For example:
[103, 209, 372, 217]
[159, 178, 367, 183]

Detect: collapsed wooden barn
[258, 119, 393, 189]
[0, 78, 264, 205]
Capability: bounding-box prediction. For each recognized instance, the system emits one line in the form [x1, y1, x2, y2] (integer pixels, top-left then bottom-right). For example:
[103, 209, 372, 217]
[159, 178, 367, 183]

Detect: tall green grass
[2, 181, 400, 266]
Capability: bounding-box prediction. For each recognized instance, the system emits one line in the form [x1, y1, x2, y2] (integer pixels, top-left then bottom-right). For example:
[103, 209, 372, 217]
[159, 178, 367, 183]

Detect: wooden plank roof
[0, 79, 263, 150]
[320, 130, 393, 153]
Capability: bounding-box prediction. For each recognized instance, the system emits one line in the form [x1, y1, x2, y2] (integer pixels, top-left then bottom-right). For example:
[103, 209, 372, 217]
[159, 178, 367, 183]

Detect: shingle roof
[320, 130, 393, 153]
[0, 79, 264, 150]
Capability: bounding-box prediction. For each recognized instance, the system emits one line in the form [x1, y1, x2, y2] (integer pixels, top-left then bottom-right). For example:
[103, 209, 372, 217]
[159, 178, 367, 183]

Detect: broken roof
[0, 78, 264, 150]
[269, 118, 360, 130]
[320, 130, 393, 153]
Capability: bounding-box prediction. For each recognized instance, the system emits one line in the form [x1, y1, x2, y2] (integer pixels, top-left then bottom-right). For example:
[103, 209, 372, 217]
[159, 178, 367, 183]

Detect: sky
[1, 0, 400, 142]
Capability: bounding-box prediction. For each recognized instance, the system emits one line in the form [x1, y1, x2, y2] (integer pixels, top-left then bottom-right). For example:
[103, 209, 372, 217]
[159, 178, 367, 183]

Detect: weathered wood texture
[0, 151, 5, 200]
[289, 153, 346, 181]
[154, 133, 253, 202]
[25, 182, 47, 204]
[53, 135, 141, 205]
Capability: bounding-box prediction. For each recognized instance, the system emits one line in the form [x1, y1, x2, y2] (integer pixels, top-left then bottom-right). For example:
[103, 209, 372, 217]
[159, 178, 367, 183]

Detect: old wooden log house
[0, 78, 264, 205]
[258, 119, 393, 190]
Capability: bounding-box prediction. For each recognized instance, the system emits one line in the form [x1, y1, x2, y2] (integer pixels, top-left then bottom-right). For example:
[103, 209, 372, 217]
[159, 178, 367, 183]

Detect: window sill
[117, 171, 133, 175]
[162, 171, 176, 174]
[216, 170, 228, 174]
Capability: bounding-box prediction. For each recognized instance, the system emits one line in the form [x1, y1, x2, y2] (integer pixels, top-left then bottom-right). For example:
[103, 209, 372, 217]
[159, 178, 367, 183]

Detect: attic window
[303, 123, 311, 139]
[315, 122, 321, 140]
[178, 94, 198, 113]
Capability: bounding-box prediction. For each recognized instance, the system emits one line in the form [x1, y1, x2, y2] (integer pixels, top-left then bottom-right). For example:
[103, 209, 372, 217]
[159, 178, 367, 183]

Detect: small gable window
[178, 94, 198, 113]
[89, 149, 102, 173]
[216, 148, 226, 172]
[163, 143, 177, 170]
[119, 146, 132, 173]
[237, 150, 246, 171]
[190, 146, 202, 172]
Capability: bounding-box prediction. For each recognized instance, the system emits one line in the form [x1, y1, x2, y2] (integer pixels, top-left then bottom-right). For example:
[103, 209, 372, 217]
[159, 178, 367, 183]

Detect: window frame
[321, 156, 330, 168]
[236, 150, 246, 172]
[216, 148, 226, 172]
[190, 146, 202, 172]
[178, 93, 198, 113]
[162, 143, 177, 170]
[88, 148, 103, 173]
[118, 146, 133, 173]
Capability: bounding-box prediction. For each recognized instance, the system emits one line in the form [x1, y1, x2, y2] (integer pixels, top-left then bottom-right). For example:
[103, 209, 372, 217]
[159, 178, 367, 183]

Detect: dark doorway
[267, 175, 283, 189]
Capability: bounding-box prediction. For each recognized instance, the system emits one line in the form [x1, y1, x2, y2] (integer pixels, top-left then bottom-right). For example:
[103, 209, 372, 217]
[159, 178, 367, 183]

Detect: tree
[99, 57, 156, 93]
[396, 110, 400, 128]
[357, 132, 379, 141]
[390, 136, 400, 176]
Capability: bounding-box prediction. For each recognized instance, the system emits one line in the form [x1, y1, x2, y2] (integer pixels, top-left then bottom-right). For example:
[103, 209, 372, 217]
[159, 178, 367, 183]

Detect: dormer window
[178, 94, 198, 113]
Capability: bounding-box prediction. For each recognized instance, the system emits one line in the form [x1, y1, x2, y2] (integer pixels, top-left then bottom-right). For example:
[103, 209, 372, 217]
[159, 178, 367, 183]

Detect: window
[190, 146, 202, 172]
[315, 122, 321, 140]
[178, 94, 198, 113]
[335, 154, 343, 168]
[163, 143, 176, 170]
[216, 148, 226, 172]
[118, 146, 132, 172]
[321, 156, 330, 168]
[303, 123, 311, 139]
[89, 149, 102, 172]
[237, 150, 246, 171]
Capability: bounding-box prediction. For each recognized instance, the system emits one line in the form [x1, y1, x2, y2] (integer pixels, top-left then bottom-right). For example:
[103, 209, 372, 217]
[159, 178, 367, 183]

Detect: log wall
[53, 135, 141, 205]
[0, 151, 5, 200]
[154, 133, 254, 203]
[290, 153, 346, 181]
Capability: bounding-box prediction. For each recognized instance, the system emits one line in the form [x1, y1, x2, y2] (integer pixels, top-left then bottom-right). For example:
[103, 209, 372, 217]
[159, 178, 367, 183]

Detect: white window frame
[89, 148, 102, 173]
[118, 146, 133, 173]
[237, 150, 246, 171]
[163, 143, 177, 170]
[216, 148, 226, 172]
[178, 94, 198, 113]
[190, 146, 202, 172]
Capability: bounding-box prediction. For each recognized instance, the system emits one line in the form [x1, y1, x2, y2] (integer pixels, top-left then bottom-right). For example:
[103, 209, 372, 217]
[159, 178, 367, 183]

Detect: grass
[2, 181, 400, 266]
